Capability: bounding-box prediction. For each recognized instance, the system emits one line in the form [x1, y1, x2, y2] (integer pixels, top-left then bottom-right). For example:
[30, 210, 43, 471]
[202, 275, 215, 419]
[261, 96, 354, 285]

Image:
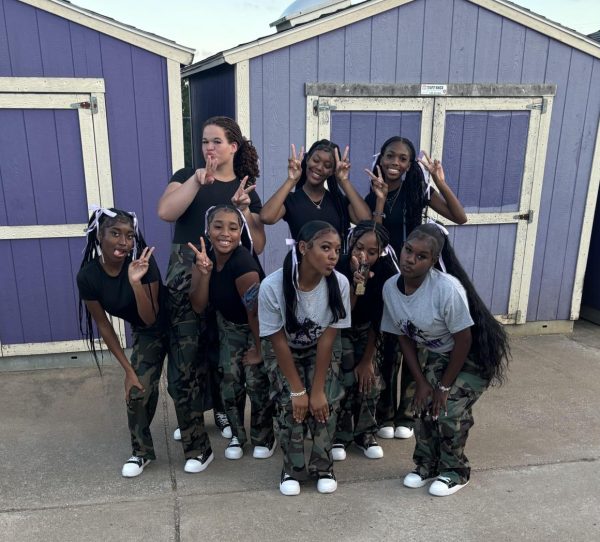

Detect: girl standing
[188, 205, 275, 461]
[77, 208, 174, 476]
[365, 137, 467, 440]
[259, 221, 351, 495]
[381, 223, 509, 496]
[260, 141, 371, 242]
[157, 116, 264, 445]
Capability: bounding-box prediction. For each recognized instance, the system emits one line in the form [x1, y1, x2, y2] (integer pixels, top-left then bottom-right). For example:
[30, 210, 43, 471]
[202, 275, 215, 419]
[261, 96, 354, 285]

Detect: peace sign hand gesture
[231, 176, 256, 212]
[364, 165, 388, 200]
[187, 237, 213, 276]
[334, 145, 351, 185]
[287, 143, 304, 184]
[417, 150, 446, 187]
[195, 155, 218, 186]
[128, 246, 155, 285]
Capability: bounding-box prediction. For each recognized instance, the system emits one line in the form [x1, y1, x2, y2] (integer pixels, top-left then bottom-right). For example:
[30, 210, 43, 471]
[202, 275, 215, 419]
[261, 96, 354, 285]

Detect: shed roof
[182, 0, 600, 76]
[19, 0, 195, 64]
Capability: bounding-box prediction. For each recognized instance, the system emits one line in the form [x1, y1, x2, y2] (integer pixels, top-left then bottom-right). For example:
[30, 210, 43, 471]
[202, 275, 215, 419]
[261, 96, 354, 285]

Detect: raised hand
[195, 155, 218, 186]
[128, 246, 155, 285]
[287, 143, 304, 184]
[187, 237, 213, 275]
[231, 176, 256, 211]
[417, 150, 446, 187]
[364, 165, 388, 200]
[334, 145, 351, 184]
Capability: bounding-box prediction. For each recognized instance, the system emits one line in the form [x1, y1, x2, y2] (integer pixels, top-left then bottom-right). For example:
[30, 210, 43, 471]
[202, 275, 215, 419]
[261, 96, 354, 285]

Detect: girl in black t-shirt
[77, 208, 173, 478]
[157, 116, 265, 442]
[260, 140, 371, 243]
[189, 205, 275, 462]
[364, 136, 467, 441]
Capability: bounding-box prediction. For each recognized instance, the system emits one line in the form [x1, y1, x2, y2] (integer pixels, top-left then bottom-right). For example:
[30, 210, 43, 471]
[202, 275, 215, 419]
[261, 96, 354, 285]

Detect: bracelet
[290, 388, 307, 398]
[372, 211, 386, 218]
[437, 382, 452, 393]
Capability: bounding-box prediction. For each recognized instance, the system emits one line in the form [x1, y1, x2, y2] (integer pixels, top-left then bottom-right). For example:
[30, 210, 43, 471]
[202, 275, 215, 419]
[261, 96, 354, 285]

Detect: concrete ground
[1, 321, 600, 542]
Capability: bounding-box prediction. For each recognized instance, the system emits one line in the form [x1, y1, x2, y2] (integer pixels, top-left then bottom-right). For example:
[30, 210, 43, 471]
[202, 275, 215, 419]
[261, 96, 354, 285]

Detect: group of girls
[77, 116, 509, 498]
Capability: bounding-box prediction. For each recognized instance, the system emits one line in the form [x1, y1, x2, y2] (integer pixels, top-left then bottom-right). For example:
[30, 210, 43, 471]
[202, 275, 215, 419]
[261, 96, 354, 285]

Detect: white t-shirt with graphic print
[259, 268, 351, 348]
[381, 268, 474, 353]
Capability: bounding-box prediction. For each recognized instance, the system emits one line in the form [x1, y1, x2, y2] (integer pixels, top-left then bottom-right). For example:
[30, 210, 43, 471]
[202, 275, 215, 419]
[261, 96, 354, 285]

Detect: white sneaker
[173, 427, 181, 441]
[394, 426, 414, 439]
[225, 436, 244, 460]
[331, 443, 347, 461]
[377, 426, 394, 439]
[253, 439, 276, 459]
[429, 476, 469, 496]
[317, 472, 337, 494]
[214, 412, 232, 438]
[280, 471, 300, 496]
[184, 448, 214, 473]
[403, 470, 436, 488]
[122, 456, 151, 478]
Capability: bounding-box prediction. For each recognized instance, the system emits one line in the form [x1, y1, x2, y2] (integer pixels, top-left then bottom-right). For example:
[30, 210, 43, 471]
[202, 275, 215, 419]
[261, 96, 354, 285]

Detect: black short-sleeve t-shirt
[77, 256, 165, 329]
[209, 245, 261, 325]
[169, 167, 262, 244]
[283, 189, 349, 240]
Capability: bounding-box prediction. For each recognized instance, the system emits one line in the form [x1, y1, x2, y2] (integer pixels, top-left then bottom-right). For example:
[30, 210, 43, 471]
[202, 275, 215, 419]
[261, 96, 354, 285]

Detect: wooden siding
[188, 63, 235, 168]
[248, 0, 600, 321]
[0, 0, 174, 345]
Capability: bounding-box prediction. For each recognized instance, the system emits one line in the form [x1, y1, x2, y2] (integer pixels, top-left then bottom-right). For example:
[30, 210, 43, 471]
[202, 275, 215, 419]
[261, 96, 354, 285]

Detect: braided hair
[407, 223, 510, 385]
[203, 116, 260, 185]
[282, 220, 346, 334]
[297, 139, 351, 241]
[78, 208, 152, 371]
[373, 136, 429, 241]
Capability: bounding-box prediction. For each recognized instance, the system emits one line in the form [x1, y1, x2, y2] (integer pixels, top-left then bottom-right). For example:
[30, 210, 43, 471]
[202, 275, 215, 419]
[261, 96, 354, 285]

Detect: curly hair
[203, 116, 259, 185]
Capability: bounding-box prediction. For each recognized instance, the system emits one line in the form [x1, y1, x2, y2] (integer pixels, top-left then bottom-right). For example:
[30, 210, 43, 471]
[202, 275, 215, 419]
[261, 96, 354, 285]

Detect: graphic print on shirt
[291, 318, 323, 347]
[400, 320, 444, 350]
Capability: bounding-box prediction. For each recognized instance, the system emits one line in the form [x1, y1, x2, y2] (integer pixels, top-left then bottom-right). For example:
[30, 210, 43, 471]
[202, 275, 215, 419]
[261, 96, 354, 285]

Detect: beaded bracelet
[372, 211, 386, 218]
[290, 388, 307, 398]
[437, 382, 452, 393]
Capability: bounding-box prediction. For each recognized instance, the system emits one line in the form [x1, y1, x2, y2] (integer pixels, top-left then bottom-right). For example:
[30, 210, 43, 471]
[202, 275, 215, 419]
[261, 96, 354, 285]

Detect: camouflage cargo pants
[217, 313, 274, 447]
[127, 325, 169, 460]
[165, 243, 213, 459]
[334, 323, 381, 445]
[262, 333, 344, 480]
[413, 350, 488, 484]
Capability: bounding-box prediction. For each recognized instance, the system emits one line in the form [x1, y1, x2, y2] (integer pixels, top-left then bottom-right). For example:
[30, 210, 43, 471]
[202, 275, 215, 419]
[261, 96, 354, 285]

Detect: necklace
[386, 187, 402, 214]
[303, 188, 325, 210]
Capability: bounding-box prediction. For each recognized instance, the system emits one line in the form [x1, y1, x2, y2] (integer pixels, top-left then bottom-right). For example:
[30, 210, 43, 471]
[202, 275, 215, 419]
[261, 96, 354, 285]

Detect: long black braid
[78, 209, 152, 371]
[282, 221, 346, 334]
[407, 223, 510, 385]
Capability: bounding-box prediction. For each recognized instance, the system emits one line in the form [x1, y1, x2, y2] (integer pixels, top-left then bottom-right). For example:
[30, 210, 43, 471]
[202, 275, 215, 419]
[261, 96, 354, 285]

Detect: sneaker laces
[228, 436, 241, 447]
[126, 455, 142, 464]
[437, 476, 452, 485]
[215, 412, 230, 427]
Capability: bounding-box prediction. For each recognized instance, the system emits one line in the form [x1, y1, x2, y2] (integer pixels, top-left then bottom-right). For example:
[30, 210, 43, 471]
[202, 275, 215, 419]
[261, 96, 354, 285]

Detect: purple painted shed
[183, 0, 600, 334]
[0, 0, 194, 358]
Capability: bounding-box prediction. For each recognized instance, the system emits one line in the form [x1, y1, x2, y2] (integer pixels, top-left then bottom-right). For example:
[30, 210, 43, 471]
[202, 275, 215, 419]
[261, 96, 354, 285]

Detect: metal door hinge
[502, 310, 522, 324]
[313, 99, 336, 124]
[526, 98, 547, 113]
[514, 210, 534, 223]
[71, 96, 98, 114]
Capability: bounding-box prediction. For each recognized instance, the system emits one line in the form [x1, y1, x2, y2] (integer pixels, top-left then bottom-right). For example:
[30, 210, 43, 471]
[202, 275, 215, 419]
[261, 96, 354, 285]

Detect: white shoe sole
[253, 442, 276, 459]
[317, 479, 337, 494]
[403, 473, 435, 488]
[361, 445, 384, 459]
[377, 427, 395, 439]
[331, 447, 346, 461]
[225, 448, 243, 460]
[173, 428, 181, 441]
[394, 426, 414, 439]
[122, 459, 150, 478]
[280, 481, 300, 496]
[184, 452, 214, 473]
[429, 479, 469, 496]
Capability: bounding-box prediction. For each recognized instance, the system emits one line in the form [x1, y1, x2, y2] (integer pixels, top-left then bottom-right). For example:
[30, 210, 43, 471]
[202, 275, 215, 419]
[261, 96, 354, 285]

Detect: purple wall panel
[395, 1, 423, 83]
[37, 8, 74, 76]
[10, 240, 52, 342]
[4, 0, 43, 76]
[249, 57, 264, 204]
[0, 241, 22, 343]
[479, 113, 510, 211]
[399, 113, 422, 151]
[0, 109, 36, 225]
[527, 41, 571, 321]
[473, 7, 502, 82]
[450, 226, 477, 280]
[344, 18, 371, 83]
[42, 238, 80, 341]
[370, 10, 398, 84]
[0, 0, 11, 75]
[68, 21, 103, 77]
[497, 18, 526, 83]
[491, 224, 517, 315]
[521, 29, 549, 83]
[502, 112, 528, 210]
[421, 0, 453, 82]
[348, 113, 377, 196]
[449, 0, 477, 83]
[456, 113, 487, 211]
[536, 49, 591, 320]
[440, 111, 463, 197]
[318, 30, 345, 81]
[471, 225, 500, 308]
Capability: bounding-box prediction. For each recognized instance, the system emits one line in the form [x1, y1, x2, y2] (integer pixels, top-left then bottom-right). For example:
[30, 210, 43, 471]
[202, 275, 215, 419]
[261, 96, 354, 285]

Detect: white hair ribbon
[285, 238, 300, 300]
[382, 244, 401, 273]
[371, 152, 380, 170]
[205, 205, 254, 255]
[426, 218, 448, 272]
